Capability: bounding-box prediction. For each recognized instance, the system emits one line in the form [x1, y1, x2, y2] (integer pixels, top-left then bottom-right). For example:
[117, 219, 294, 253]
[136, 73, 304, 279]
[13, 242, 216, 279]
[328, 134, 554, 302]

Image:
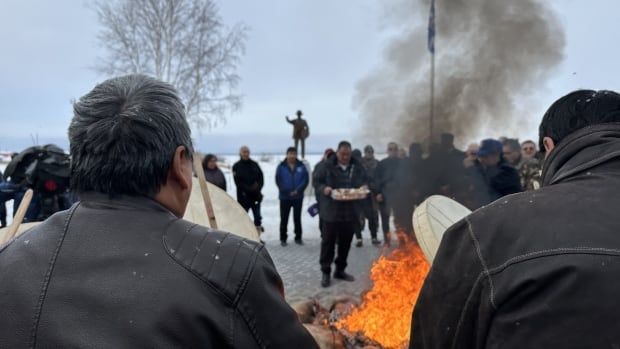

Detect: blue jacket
[275, 160, 309, 201]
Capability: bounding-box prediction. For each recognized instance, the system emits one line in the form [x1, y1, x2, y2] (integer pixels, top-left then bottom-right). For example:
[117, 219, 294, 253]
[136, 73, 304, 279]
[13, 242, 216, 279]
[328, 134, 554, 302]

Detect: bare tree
[93, 0, 247, 128]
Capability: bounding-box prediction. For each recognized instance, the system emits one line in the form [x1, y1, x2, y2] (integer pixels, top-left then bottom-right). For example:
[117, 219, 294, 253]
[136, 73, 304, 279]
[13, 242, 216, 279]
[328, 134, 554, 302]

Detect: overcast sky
[0, 0, 619, 152]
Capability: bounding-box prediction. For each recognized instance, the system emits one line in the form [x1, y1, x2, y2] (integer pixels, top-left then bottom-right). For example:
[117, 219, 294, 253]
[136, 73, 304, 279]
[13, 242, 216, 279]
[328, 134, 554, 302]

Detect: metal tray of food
[331, 188, 370, 201]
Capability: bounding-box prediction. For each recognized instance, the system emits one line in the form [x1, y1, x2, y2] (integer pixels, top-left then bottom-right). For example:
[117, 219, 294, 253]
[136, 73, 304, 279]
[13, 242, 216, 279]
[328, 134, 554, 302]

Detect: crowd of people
[308, 134, 544, 287]
[0, 113, 544, 294]
[409, 89, 620, 349]
[196, 129, 544, 289]
[3, 74, 620, 348]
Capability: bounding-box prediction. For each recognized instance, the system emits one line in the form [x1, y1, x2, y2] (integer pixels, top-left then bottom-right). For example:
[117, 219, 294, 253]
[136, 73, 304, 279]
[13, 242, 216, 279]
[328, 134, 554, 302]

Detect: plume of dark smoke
[354, 0, 565, 147]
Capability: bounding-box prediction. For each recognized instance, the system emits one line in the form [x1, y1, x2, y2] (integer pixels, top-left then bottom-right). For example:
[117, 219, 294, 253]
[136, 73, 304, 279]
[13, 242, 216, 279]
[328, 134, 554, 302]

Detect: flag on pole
[427, 0, 436, 54]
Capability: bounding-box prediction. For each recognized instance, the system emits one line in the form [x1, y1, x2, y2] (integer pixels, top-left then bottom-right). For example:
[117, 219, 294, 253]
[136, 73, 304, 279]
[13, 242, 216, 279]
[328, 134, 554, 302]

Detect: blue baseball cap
[477, 139, 503, 157]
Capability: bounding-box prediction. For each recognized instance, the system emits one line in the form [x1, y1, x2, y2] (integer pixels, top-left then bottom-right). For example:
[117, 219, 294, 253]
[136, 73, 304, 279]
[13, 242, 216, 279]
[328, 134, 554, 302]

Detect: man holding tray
[315, 141, 368, 287]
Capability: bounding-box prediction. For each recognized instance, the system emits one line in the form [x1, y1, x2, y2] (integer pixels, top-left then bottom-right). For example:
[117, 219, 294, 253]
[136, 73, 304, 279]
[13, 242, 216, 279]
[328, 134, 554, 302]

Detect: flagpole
[430, 47, 435, 144]
[428, 0, 436, 146]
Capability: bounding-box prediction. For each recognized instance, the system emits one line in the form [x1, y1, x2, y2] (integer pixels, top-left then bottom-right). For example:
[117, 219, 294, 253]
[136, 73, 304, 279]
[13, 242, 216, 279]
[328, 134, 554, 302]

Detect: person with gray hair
[0, 74, 317, 348]
[504, 138, 542, 191]
[232, 145, 265, 233]
[502, 138, 522, 168]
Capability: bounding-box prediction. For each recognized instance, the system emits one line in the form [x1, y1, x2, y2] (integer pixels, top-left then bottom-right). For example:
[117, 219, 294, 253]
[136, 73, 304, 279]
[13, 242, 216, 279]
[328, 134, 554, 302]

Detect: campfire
[338, 237, 430, 348]
[296, 235, 430, 348]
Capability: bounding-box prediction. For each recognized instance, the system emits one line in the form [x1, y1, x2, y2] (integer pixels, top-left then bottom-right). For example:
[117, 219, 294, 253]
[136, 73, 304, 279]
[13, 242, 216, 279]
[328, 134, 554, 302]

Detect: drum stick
[193, 154, 218, 229]
[1, 189, 33, 244]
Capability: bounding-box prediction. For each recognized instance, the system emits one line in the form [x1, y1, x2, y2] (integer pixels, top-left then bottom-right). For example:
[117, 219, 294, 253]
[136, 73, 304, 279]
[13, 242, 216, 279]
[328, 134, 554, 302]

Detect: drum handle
[193, 155, 218, 229]
[0, 189, 34, 245]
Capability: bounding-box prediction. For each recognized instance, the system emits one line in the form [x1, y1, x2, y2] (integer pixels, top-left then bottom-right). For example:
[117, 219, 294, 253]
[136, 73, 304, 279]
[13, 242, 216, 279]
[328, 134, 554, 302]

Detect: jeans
[280, 199, 303, 242]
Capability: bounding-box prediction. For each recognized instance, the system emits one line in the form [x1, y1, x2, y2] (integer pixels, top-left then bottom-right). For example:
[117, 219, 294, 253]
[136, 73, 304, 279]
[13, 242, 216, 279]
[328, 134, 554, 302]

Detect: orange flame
[337, 238, 430, 348]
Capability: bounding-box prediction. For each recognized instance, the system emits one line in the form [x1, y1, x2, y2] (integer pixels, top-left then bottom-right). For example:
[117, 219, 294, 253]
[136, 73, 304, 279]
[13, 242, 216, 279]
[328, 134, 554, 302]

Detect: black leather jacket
[410, 123, 620, 348]
[0, 193, 317, 348]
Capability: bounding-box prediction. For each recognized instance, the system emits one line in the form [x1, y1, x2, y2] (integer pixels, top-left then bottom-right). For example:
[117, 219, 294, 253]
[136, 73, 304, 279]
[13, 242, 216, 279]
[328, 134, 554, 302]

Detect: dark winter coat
[232, 159, 264, 206]
[313, 160, 326, 203]
[275, 160, 309, 201]
[0, 194, 318, 348]
[313, 158, 334, 203]
[442, 148, 468, 197]
[464, 159, 522, 210]
[314, 157, 368, 223]
[375, 157, 401, 197]
[410, 123, 620, 349]
[424, 148, 467, 197]
[397, 156, 428, 204]
[361, 156, 379, 192]
[393, 157, 427, 232]
[203, 167, 227, 191]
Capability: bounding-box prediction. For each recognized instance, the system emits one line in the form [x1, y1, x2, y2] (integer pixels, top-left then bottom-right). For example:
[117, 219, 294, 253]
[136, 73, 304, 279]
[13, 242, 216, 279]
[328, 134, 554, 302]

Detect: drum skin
[184, 178, 260, 241]
[413, 195, 471, 264]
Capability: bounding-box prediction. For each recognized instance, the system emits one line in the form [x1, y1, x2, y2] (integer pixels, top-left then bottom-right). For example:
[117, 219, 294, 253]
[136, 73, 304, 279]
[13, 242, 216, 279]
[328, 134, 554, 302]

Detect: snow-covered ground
[1, 155, 332, 241]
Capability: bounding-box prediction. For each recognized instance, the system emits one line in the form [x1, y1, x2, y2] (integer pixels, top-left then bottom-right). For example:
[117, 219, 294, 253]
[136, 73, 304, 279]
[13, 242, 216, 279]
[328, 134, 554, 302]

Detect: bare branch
[92, 0, 247, 128]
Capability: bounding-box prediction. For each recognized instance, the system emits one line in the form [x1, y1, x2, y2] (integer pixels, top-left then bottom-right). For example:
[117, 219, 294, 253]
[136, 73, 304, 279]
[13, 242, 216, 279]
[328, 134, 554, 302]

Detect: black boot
[333, 270, 355, 282]
[321, 273, 331, 287]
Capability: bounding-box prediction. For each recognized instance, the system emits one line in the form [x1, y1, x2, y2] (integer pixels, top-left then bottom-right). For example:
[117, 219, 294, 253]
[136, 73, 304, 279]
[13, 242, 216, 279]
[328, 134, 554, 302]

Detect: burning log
[303, 324, 346, 349]
[292, 297, 383, 349]
[293, 299, 345, 349]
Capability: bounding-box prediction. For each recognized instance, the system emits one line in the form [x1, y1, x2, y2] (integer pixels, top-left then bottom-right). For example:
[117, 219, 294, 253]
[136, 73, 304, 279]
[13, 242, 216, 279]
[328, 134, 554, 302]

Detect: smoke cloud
[354, 0, 565, 148]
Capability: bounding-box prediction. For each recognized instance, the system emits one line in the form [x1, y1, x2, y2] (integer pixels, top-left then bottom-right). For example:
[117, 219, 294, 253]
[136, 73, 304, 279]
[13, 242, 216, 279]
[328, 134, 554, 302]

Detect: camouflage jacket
[519, 158, 542, 191]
